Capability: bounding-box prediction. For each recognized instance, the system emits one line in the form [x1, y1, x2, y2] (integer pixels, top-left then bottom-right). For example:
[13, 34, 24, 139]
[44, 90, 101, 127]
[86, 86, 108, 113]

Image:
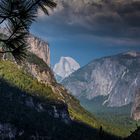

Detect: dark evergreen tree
[125, 125, 140, 140]
[0, 0, 56, 61]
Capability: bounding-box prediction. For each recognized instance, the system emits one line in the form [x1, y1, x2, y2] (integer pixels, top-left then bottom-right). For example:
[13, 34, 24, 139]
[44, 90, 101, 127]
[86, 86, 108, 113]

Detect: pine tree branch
[0, 17, 6, 24]
[0, 50, 12, 53]
[27, 0, 42, 12]
[0, 38, 6, 42]
[0, 0, 56, 61]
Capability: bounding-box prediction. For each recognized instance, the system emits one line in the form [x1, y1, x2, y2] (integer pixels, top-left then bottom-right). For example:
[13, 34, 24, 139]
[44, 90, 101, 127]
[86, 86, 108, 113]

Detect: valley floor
[80, 96, 140, 137]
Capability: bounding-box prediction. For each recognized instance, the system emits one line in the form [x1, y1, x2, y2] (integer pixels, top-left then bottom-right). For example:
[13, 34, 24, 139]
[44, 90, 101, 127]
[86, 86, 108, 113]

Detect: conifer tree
[0, 0, 56, 61]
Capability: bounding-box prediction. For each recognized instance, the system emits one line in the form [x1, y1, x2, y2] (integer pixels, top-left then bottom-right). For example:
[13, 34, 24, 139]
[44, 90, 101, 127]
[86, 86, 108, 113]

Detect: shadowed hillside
[0, 77, 121, 140]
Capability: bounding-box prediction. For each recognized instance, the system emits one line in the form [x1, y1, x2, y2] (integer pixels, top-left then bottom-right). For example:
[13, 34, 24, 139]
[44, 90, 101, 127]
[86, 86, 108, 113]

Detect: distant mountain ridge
[62, 51, 140, 120]
[53, 57, 80, 82]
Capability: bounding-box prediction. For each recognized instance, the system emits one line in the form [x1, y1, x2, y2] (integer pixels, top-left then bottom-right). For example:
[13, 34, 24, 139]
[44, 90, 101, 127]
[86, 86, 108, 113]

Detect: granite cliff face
[22, 52, 77, 106]
[26, 35, 54, 85]
[28, 35, 50, 66]
[24, 53, 56, 86]
[53, 57, 80, 82]
[62, 52, 140, 107]
[131, 90, 140, 120]
[0, 29, 50, 66]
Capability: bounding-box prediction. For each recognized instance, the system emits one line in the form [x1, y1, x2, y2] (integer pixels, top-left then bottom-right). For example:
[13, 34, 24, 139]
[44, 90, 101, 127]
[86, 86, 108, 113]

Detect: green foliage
[0, 60, 54, 100]
[27, 52, 50, 71]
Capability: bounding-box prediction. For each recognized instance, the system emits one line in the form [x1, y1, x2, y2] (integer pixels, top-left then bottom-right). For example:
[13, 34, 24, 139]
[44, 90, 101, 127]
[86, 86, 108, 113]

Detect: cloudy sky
[31, 0, 140, 66]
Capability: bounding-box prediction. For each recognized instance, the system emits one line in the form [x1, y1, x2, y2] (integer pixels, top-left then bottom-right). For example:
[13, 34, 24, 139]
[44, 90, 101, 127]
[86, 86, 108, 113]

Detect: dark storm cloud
[38, 0, 140, 41]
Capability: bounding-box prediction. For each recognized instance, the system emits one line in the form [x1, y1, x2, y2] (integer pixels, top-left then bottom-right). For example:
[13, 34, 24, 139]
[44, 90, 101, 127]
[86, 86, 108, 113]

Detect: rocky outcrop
[25, 61, 56, 85]
[0, 123, 17, 139]
[24, 95, 70, 123]
[62, 51, 140, 107]
[131, 90, 140, 121]
[28, 35, 50, 66]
